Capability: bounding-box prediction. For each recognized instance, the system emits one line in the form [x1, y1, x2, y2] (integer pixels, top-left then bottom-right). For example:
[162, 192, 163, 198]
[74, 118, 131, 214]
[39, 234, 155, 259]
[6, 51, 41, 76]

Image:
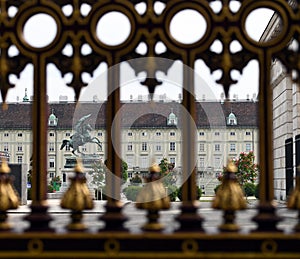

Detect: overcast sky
[4, 5, 274, 103]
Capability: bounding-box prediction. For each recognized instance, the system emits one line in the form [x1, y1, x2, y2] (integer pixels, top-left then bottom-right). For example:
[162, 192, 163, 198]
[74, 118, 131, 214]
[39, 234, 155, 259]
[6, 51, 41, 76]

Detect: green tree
[159, 158, 176, 186]
[88, 159, 106, 189]
[122, 160, 128, 184]
[130, 173, 142, 184]
[218, 151, 259, 189]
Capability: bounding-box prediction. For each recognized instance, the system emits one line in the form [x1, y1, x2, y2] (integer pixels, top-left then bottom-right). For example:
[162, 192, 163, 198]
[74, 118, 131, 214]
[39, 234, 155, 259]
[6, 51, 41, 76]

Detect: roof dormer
[227, 112, 237, 126]
[167, 109, 178, 126]
[48, 109, 58, 127]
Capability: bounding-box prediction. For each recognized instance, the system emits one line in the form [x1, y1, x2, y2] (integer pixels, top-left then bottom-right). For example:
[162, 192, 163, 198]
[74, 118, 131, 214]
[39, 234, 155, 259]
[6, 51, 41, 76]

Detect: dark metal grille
[0, 0, 300, 258]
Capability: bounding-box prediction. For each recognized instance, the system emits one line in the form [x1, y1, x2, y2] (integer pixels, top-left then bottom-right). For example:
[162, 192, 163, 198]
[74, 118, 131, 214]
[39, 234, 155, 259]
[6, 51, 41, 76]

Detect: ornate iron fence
[0, 0, 300, 258]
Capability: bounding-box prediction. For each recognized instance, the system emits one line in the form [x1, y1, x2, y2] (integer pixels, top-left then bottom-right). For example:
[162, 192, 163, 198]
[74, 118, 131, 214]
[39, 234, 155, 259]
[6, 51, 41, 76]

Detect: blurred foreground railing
[1, 0, 300, 258]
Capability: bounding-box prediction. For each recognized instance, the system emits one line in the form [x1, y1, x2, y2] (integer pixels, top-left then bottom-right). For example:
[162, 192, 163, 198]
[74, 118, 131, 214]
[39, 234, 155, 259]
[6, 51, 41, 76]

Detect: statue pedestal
[64, 154, 101, 168]
[60, 154, 102, 199]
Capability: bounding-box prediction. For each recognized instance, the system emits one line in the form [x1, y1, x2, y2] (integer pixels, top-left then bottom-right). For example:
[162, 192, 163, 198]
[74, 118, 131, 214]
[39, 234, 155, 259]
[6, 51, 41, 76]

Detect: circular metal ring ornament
[239, 0, 291, 50]
[181, 239, 199, 254]
[89, 2, 136, 51]
[104, 239, 120, 255]
[164, 1, 213, 51]
[15, 5, 62, 54]
[27, 239, 44, 254]
[261, 239, 278, 255]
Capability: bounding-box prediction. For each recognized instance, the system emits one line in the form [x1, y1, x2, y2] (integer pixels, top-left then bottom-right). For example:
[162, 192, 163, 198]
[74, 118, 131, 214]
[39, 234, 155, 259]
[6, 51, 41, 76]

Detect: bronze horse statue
[60, 114, 102, 156]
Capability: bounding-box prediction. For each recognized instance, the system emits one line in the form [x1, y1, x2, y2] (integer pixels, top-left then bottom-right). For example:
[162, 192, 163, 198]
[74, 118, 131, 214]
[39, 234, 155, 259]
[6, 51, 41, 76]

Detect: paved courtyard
[7, 198, 298, 233]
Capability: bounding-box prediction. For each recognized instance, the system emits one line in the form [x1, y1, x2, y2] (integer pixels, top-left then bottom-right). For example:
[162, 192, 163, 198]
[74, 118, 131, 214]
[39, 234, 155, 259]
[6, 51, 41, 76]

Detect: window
[230, 143, 236, 152]
[199, 143, 205, 152]
[142, 132, 147, 137]
[214, 157, 221, 169]
[170, 142, 176, 151]
[246, 143, 252, 152]
[127, 143, 133, 151]
[215, 132, 220, 136]
[199, 157, 205, 168]
[49, 132, 54, 137]
[66, 132, 71, 137]
[140, 156, 148, 168]
[17, 156, 22, 164]
[246, 131, 251, 136]
[126, 156, 134, 167]
[156, 132, 161, 136]
[230, 132, 235, 136]
[170, 157, 175, 164]
[142, 142, 147, 151]
[170, 132, 175, 136]
[98, 132, 102, 137]
[128, 132, 132, 136]
[65, 142, 70, 151]
[17, 133, 22, 137]
[82, 146, 87, 152]
[4, 133, 8, 137]
[199, 132, 204, 136]
[215, 144, 220, 152]
[4, 143, 8, 152]
[49, 158, 55, 168]
[49, 143, 54, 152]
[98, 145, 102, 152]
[156, 145, 161, 152]
[17, 144, 22, 152]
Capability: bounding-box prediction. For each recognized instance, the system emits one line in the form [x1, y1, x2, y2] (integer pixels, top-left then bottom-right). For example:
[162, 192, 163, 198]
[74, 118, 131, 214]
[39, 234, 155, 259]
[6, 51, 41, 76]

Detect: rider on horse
[72, 114, 93, 145]
[60, 114, 102, 155]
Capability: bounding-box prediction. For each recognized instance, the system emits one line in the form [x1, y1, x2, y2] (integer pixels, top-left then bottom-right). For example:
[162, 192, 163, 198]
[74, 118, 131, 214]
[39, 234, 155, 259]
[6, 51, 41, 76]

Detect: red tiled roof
[0, 101, 258, 130]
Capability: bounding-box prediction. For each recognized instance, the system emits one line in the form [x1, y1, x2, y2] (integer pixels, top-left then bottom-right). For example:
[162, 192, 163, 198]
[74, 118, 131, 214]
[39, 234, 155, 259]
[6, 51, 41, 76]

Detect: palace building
[0, 99, 258, 195]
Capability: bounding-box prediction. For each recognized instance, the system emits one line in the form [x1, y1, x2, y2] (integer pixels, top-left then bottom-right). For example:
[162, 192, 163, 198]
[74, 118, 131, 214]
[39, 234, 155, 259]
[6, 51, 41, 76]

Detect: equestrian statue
[60, 114, 102, 156]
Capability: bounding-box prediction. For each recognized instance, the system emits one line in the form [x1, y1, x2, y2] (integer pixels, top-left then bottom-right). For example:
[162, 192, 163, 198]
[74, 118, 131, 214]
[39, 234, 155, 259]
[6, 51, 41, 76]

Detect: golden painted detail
[287, 174, 300, 231]
[60, 160, 93, 231]
[181, 239, 199, 255]
[104, 239, 120, 255]
[0, 160, 19, 230]
[261, 239, 278, 255]
[27, 239, 44, 255]
[136, 163, 170, 231]
[212, 161, 246, 232]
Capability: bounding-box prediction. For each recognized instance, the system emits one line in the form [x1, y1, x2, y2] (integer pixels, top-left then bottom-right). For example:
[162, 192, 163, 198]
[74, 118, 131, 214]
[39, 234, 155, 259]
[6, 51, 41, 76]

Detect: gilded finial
[2, 102, 8, 111]
[74, 158, 84, 174]
[149, 163, 160, 173]
[227, 160, 238, 173]
[287, 167, 300, 231]
[135, 163, 170, 231]
[60, 160, 94, 231]
[0, 159, 20, 230]
[0, 158, 11, 174]
[212, 159, 246, 232]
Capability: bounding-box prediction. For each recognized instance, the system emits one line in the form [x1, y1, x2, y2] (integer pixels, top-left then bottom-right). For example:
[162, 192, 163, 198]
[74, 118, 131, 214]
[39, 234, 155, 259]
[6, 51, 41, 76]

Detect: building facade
[261, 5, 300, 200]
[0, 100, 258, 195]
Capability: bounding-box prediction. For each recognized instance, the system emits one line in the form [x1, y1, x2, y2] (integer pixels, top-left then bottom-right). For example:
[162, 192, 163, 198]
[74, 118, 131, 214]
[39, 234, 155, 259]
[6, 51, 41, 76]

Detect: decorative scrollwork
[0, 0, 300, 233]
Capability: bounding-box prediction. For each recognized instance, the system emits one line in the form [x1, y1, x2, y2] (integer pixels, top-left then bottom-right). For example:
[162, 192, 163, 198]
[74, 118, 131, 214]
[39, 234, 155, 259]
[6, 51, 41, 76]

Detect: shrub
[130, 174, 142, 184]
[47, 184, 54, 193]
[177, 185, 202, 201]
[165, 185, 177, 201]
[254, 184, 259, 199]
[243, 182, 256, 197]
[124, 186, 143, 201]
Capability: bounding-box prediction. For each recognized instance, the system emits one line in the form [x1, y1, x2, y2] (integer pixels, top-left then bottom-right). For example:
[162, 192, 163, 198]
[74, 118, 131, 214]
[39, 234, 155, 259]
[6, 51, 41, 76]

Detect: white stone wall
[272, 60, 293, 200]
